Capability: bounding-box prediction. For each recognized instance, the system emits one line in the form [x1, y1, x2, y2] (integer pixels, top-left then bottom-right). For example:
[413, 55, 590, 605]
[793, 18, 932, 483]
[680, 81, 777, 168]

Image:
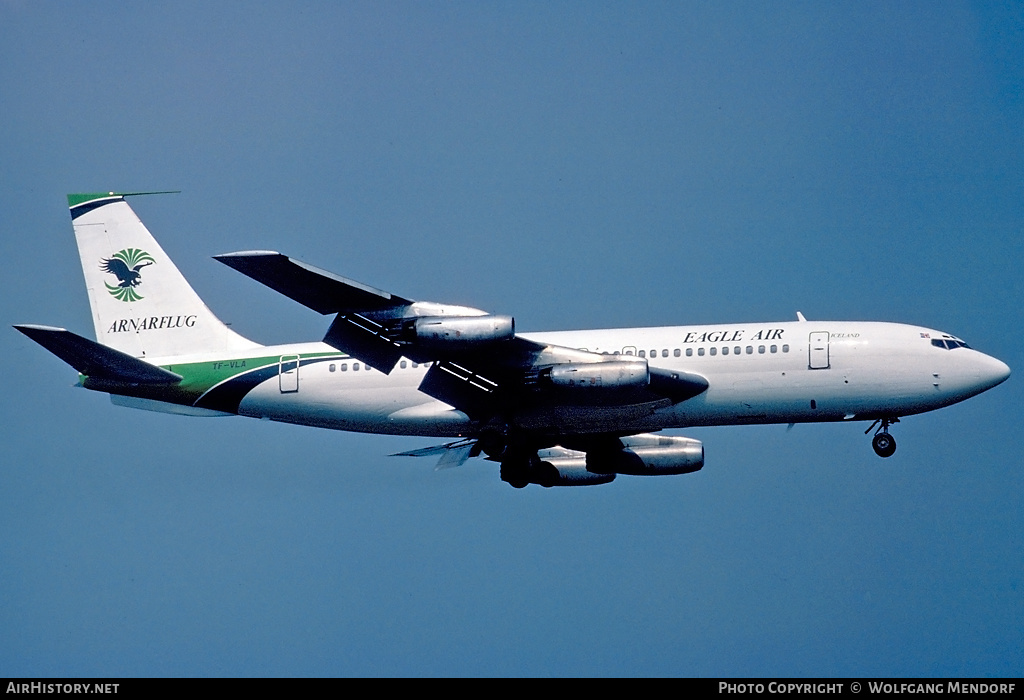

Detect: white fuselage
[168, 320, 1008, 438]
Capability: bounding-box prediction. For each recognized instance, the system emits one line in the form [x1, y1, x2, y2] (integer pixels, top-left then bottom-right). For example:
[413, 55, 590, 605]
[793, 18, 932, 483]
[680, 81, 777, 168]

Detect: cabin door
[279, 355, 300, 392]
[808, 332, 830, 370]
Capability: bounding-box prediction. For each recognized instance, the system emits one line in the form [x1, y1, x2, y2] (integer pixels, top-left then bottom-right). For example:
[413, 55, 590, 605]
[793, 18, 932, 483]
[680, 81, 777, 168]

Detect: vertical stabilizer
[69, 193, 260, 358]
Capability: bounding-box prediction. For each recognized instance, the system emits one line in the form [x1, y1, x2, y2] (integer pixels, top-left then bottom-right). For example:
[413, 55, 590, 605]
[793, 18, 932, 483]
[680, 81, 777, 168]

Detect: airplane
[15, 192, 1011, 488]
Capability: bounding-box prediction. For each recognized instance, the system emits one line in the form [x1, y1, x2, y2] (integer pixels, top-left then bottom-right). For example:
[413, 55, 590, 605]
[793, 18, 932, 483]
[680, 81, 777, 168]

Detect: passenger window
[638, 350, 646, 358]
[329, 364, 336, 372]
[650, 349, 656, 358]
[400, 360, 407, 368]
[734, 346, 741, 355]
[698, 348, 705, 356]
[770, 345, 777, 353]
[758, 345, 765, 354]
[782, 344, 790, 353]
[746, 346, 753, 354]
[662, 349, 669, 358]
[674, 348, 680, 357]
[709, 347, 717, 356]
[353, 363, 360, 371]
[341, 363, 348, 371]
[722, 347, 729, 355]
[686, 348, 693, 357]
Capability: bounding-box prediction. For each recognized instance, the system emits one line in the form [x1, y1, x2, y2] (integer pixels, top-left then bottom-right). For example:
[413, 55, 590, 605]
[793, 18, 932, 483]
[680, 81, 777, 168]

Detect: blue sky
[1, 1, 1021, 676]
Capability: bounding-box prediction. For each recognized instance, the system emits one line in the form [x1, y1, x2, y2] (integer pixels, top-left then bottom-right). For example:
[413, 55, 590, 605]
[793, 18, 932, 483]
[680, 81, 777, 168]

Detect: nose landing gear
[866, 418, 899, 458]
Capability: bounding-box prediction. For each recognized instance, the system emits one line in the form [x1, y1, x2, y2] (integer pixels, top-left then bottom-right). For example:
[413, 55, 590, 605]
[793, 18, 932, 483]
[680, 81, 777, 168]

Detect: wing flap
[14, 325, 182, 384]
[417, 360, 501, 419]
[322, 312, 405, 373]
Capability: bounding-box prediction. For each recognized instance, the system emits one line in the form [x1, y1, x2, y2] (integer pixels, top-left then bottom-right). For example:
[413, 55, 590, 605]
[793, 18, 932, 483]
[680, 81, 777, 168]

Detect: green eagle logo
[100, 248, 155, 302]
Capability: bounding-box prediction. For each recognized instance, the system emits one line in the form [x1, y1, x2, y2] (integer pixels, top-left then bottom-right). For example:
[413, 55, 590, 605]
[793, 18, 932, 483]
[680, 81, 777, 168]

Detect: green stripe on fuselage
[81, 350, 348, 411]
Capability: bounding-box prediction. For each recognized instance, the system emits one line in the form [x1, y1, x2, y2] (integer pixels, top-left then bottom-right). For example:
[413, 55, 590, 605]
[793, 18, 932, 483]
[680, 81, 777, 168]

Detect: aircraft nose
[974, 352, 1011, 391]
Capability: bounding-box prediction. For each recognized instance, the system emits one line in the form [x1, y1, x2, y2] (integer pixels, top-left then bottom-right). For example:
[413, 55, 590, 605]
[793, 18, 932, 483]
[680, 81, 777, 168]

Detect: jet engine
[403, 314, 515, 348]
[501, 457, 617, 488]
[535, 360, 650, 390]
[505, 434, 703, 487]
[586, 434, 704, 475]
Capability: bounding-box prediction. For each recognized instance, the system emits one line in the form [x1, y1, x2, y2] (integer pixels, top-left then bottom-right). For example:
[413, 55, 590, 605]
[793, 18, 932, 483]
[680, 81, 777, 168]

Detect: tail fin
[68, 193, 260, 358]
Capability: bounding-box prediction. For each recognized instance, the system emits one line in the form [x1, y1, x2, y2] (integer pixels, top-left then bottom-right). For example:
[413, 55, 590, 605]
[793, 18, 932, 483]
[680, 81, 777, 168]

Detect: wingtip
[214, 250, 283, 259]
[14, 323, 69, 334]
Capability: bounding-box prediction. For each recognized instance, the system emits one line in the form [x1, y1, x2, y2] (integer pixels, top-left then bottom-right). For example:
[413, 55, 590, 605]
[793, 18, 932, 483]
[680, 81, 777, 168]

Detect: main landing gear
[501, 454, 559, 489]
[866, 418, 899, 458]
[499, 450, 558, 489]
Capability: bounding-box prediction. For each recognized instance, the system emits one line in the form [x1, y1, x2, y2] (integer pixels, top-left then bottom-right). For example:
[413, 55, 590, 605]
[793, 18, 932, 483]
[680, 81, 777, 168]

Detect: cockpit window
[931, 338, 971, 350]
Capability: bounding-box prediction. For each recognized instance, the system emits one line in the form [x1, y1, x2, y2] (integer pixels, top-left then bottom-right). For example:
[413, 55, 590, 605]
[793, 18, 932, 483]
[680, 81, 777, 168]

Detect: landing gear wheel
[872, 432, 896, 458]
[534, 461, 559, 488]
[500, 451, 559, 488]
[500, 461, 529, 489]
[866, 417, 900, 458]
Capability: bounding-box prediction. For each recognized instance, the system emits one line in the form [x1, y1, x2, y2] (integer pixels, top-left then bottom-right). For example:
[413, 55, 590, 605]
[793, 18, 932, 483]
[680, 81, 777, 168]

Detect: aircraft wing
[216, 252, 708, 428]
[216, 250, 421, 371]
[214, 251, 412, 314]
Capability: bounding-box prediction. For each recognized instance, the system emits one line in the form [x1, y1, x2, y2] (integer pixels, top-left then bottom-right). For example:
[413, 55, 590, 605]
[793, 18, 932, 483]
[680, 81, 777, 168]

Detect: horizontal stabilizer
[392, 438, 479, 470]
[214, 251, 413, 314]
[14, 325, 182, 384]
[392, 444, 457, 458]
